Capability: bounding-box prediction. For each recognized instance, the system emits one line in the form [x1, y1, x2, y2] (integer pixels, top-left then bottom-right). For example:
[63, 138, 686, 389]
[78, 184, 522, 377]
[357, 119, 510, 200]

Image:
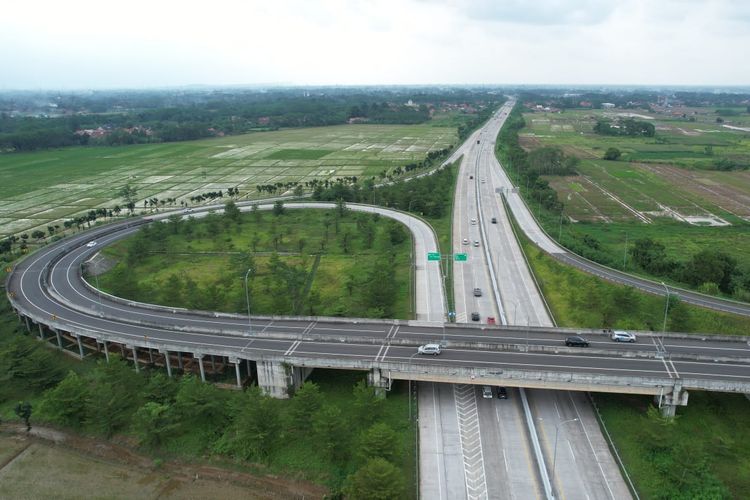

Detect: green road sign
[427, 252, 441, 261]
[453, 253, 468, 262]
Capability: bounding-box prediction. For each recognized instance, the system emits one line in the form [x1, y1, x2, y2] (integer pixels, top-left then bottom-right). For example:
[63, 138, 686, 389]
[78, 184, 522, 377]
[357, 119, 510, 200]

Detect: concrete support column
[132, 346, 140, 373]
[77, 336, 84, 359]
[103, 340, 109, 362]
[655, 384, 689, 418]
[229, 358, 242, 389]
[38, 323, 44, 340]
[55, 330, 63, 350]
[196, 354, 206, 382]
[367, 368, 390, 398]
[163, 350, 172, 377]
[177, 352, 183, 370]
[24, 316, 31, 333]
[210, 355, 217, 372]
[148, 349, 154, 364]
[256, 361, 312, 399]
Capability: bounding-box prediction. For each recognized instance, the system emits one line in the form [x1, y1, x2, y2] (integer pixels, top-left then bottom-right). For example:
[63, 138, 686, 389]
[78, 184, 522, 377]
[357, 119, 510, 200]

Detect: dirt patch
[84, 252, 119, 276]
[0, 424, 327, 499]
[518, 134, 542, 152]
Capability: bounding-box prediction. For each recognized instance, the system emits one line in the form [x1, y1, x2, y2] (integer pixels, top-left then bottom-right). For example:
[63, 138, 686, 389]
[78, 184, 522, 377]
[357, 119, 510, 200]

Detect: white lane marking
[568, 393, 616, 500]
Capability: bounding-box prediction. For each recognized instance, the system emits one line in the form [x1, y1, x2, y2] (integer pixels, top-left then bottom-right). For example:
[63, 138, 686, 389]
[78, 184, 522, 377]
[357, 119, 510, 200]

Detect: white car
[611, 330, 636, 342]
[418, 343, 442, 356]
[473, 240, 480, 247]
[86, 241, 97, 248]
[470, 218, 477, 225]
[462, 238, 469, 245]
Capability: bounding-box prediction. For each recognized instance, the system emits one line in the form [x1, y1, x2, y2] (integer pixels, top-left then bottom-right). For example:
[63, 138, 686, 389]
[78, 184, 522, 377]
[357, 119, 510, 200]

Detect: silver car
[611, 330, 636, 342]
[418, 343, 442, 355]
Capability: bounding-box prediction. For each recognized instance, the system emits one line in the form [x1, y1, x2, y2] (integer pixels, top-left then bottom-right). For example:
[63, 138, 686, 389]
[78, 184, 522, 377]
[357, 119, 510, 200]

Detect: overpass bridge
[7, 205, 750, 417]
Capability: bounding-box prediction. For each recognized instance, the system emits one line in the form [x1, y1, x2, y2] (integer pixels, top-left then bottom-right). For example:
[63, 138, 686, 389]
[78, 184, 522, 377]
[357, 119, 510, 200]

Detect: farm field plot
[0, 124, 456, 237]
[522, 111, 750, 225]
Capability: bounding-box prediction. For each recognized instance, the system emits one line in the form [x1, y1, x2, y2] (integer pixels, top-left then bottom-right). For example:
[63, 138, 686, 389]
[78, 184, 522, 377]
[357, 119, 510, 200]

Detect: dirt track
[0, 424, 327, 499]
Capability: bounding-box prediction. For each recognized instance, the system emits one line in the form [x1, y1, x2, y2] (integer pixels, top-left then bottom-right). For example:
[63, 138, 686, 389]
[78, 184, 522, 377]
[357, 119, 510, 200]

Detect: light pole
[660, 281, 670, 356]
[552, 417, 579, 498]
[408, 351, 420, 421]
[244, 267, 254, 336]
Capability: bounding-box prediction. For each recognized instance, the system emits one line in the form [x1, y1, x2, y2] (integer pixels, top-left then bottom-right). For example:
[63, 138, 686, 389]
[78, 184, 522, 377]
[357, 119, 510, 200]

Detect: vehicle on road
[565, 335, 590, 347]
[491, 217, 497, 224]
[471, 312, 480, 321]
[418, 343, 442, 355]
[495, 386, 508, 399]
[86, 241, 97, 248]
[611, 330, 637, 342]
[471, 218, 477, 225]
[473, 288, 482, 297]
[473, 240, 480, 247]
[462, 238, 469, 245]
[481, 179, 486, 184]
[482, 386, 493, 399]
[487, 316, 496, 325]
[469, 175, 474, 179]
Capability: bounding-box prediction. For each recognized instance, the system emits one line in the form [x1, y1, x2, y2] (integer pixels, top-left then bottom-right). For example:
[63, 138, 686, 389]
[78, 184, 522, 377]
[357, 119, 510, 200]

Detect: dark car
[495, 387, 508, 399]
[473, 288, 482, 297]
[565, 335, 589, 347]
[471, 312, 480, 321]
[491, 217, 497, 224]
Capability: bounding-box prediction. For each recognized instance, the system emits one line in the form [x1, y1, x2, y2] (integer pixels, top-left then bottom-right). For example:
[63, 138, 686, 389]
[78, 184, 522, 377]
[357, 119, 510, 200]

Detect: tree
[293, 184, 304, 197]
[133, 402, 178, 448]
[15, 401, 33, 432]
[682, 249, 738, 294]
[313, 405, 349, 463]
[629, 238, 672, 275]
[359, 422, 398, 463]
[117, 182, 138, 206]
[352, 379, 384, 425]
[603, 147, 621, 160]
[345, 458, 406, 500]
[38, 371, 89, 428]
[215, 387, 280, 462]
[272, 200, 285, 216]
[223, 199, 241, 223]
[290, 381, 323, 430]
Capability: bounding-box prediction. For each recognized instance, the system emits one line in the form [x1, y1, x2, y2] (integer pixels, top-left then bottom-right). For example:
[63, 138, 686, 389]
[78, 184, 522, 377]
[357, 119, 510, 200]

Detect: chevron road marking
[453, 384, 489, 500]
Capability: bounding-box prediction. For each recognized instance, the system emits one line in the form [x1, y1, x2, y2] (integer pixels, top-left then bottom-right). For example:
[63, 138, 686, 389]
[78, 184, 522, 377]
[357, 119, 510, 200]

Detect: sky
[2, 0, 749, 89]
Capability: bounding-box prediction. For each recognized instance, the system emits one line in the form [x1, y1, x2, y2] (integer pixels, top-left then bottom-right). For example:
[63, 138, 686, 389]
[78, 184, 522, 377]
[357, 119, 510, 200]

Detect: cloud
[425, 0, 618, 25]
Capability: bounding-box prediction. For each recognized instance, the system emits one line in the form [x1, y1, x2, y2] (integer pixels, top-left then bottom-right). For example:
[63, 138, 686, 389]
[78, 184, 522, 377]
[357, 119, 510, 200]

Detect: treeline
[0, 318, 409, 497]
[629, 238, 750, 300]
[594, 118, 655, 137]
[497, 104, 574, 213]
[313, 162, 456, 218]
[0, 87, 498, 152]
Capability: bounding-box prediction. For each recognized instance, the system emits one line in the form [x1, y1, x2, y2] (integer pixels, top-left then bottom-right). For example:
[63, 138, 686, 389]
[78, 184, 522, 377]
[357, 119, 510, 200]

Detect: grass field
[520, 109, 750, 225]
[96, 208, 414, 320]
[0, 123, 457, 238]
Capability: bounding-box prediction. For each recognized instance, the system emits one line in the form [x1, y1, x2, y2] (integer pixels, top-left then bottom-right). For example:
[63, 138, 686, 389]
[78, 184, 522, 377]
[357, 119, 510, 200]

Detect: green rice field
[0, 124, 457, 238]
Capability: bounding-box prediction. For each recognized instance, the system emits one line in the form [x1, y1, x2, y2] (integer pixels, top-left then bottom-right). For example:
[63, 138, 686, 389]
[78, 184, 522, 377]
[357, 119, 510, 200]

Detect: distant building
[601, 103, 616, 109]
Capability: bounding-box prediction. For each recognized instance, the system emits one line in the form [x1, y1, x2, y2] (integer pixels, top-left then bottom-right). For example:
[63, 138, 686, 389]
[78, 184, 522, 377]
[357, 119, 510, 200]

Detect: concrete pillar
[256, 361, 312, 399]
[655, 384, 689, 418]
[246, 359, 251, 373]
[163, 350, 172, 377]
[177, 352, 183, 370]
[197, 355, 206, 382]
[210, 355, 216, 373]
[235, 361, 242, 389]
[148, 349, 154, 364]
[103, 340, 109, 362]
[367, 368, 390, 398]
[24, 316, 31, 332]
[38, 323, 44, 340]
[77, 336, 84, 359]
[132, 346, 140, 373]
[55, 330, 63, 349]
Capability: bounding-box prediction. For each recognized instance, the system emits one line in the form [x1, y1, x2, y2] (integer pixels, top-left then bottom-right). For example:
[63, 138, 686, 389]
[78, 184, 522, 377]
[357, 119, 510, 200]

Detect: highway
[6, 103, 750, 500]
[450, 100, 632, 500]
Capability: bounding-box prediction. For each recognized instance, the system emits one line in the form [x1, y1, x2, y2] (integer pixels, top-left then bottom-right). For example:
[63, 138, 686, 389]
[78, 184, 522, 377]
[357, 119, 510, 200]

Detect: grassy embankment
[510, 210, 750, 498]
